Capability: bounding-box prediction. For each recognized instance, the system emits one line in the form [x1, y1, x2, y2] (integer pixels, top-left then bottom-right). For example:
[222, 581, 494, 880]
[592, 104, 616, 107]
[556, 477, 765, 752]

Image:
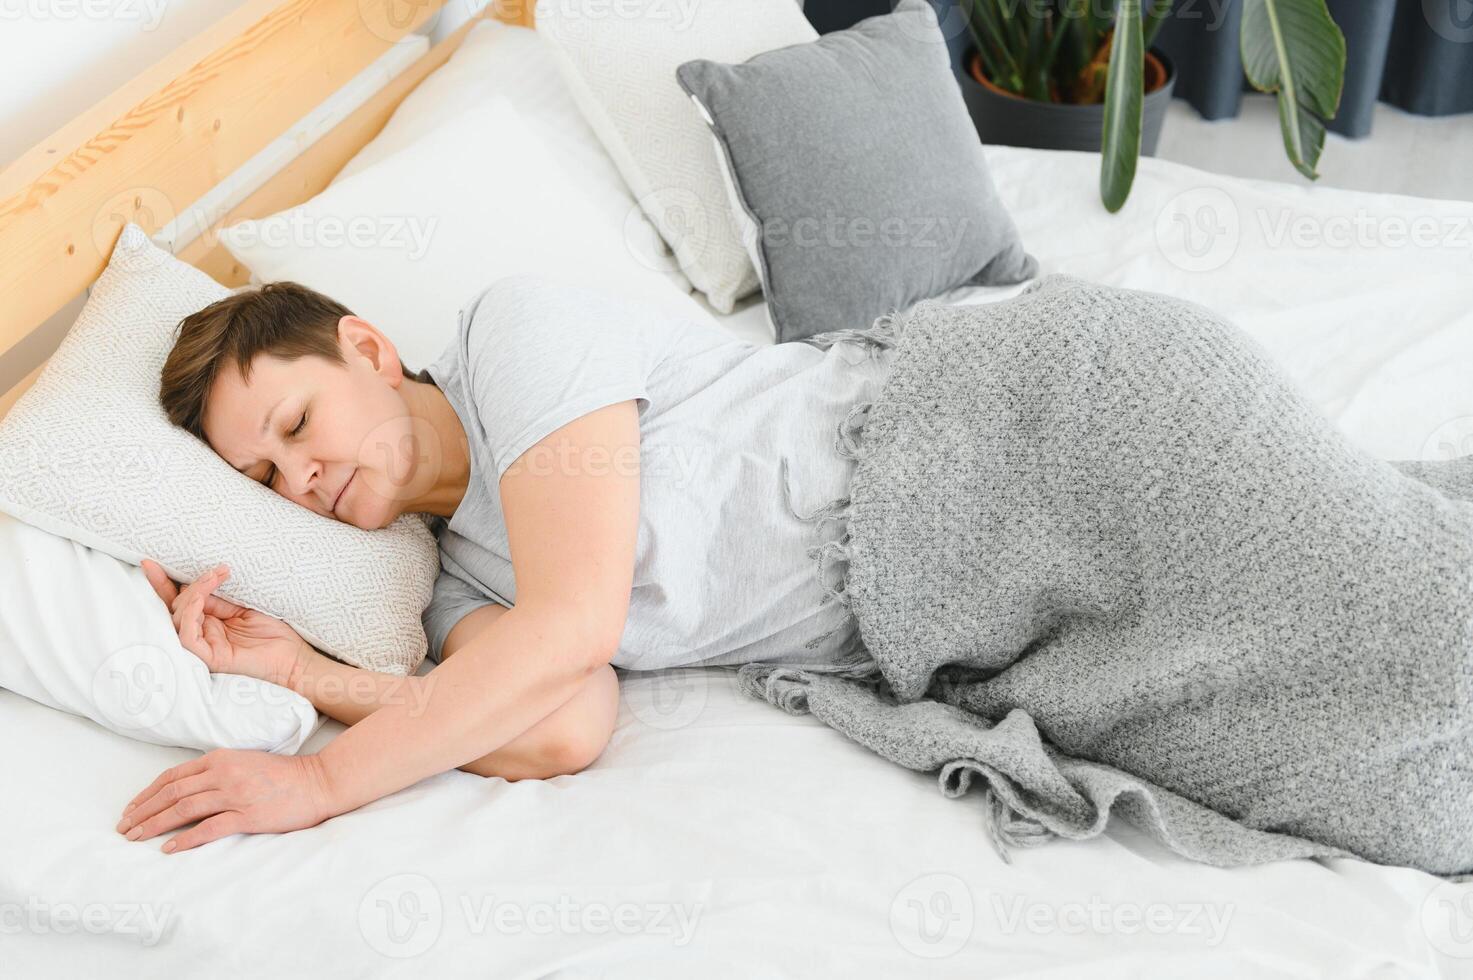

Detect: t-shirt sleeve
[422, 569, 507, 665]
[459, 274, 657, 481]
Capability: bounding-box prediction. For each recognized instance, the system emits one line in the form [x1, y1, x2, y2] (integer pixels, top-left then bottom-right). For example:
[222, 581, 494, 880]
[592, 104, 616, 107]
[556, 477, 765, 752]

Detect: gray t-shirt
[419, 274, 893, 672]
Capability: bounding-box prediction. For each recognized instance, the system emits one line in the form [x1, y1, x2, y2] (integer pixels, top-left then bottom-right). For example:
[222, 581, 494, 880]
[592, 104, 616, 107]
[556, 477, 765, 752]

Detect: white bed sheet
[5, 147, 1473, 978]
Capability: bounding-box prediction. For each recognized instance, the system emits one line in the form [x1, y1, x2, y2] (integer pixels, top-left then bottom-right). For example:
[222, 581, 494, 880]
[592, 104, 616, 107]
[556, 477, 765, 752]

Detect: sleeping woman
[115, 273, 890, 853]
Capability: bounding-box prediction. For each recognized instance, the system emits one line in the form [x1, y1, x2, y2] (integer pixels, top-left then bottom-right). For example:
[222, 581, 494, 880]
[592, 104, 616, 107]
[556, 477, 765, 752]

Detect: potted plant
[957, 0, 1347, 211]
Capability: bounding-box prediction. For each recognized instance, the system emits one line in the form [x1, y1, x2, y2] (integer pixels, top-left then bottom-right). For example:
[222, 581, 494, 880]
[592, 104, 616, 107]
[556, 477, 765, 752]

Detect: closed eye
[259, 411, 307, 488]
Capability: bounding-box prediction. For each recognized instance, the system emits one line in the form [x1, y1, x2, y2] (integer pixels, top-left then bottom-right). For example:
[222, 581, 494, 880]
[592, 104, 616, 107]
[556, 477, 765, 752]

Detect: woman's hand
[117, 749, 340, 853]
[141, 559, 309, 691]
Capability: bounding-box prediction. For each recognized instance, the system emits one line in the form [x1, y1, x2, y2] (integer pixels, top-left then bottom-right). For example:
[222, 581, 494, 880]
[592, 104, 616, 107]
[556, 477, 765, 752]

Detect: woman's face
[201, 318, 431, 530]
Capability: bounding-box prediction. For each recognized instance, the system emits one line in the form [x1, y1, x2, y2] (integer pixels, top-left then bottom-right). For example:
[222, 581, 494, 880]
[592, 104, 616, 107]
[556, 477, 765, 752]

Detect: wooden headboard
[0, 0, 533, 419]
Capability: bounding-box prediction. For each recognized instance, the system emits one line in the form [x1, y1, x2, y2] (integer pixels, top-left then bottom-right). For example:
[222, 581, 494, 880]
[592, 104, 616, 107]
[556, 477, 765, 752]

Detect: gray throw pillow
[676, 0, 1038, 343]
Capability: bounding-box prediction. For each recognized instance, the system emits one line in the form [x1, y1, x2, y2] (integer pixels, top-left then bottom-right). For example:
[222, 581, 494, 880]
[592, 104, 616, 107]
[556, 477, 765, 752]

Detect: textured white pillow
[0, 224, 440, 676]
[0, 512, 320, 753]
[329, 18, 690, 296]
[535, 0, 819, 313]
[219, 97, 720, 373]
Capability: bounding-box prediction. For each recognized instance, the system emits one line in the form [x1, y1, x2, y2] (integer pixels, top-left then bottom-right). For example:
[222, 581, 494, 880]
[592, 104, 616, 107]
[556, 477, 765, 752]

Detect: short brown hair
[159, 280, 421, 441]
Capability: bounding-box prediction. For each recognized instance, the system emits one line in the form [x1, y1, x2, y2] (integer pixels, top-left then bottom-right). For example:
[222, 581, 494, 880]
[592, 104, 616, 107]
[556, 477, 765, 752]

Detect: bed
[3, 2, 1472, 976]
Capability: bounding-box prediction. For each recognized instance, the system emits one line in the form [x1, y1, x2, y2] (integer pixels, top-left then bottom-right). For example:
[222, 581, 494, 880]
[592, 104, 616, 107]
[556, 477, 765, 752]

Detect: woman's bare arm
[117, 400, 639, 851]
[305, 398, 640, 814]
[284, 603, 620, 780]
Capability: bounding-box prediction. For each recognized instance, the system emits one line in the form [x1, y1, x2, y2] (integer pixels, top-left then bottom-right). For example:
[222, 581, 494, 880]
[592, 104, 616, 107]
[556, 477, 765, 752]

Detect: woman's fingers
[202, 589, 245, 620]
[118, 771, 216, 834]
[171, 564, 229, 616]
[201, 616, 232, 666]
[144, 560, 244, 621]
[140, 559, 179, 608]
[162, 811, 244, 854]
[177, 594, 213, 665]
[122, 789, 232, 843]
[191, 565, 246, 620]
[124, 755, 213, 814]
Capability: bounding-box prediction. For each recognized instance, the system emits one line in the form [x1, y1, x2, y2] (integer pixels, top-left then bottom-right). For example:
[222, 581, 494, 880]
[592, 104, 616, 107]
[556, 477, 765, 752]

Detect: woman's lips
[332, 469, 356, 516]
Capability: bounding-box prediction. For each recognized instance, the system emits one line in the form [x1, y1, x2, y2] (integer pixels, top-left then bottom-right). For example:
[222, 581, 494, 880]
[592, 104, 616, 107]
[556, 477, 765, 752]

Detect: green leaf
[1100, 0, 1144, 212]
[1022, 6, 1052, 100]
[1240, 0, 1346, 179]
[972, 0, 1025, 88]
[1041, 0, 1083, 79]
[1144, 0, 1175, 49]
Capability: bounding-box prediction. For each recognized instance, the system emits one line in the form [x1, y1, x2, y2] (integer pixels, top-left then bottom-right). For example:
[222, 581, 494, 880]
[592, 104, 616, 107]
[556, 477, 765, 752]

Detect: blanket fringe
[736, 664, 1055, 867]
[976, 785, 1059, 863]
[771, 308, 929, 678]
[736, 664, 815, 715]
[798, 305, 915, 361]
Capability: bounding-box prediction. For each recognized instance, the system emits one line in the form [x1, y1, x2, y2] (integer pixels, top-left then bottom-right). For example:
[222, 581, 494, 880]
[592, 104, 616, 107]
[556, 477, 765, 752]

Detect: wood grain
[0, 0, 532, 417]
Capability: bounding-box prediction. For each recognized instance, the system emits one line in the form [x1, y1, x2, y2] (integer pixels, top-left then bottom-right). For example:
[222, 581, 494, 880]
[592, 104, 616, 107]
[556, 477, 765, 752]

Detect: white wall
[0, 0, 257, 169]
[0, 0, 449, 397]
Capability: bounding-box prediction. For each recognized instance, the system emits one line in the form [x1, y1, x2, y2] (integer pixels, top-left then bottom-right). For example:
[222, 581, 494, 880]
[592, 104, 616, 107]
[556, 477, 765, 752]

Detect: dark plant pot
[957, 48, 1178, 155]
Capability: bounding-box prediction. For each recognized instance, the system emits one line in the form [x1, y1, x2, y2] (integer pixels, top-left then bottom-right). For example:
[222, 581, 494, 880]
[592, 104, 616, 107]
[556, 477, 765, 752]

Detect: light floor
[1156, 93, 1473, 204]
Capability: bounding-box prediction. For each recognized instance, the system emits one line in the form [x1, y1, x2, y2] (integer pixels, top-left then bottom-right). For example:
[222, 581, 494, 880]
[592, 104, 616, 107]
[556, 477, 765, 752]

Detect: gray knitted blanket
[738, 274, 1473, 881]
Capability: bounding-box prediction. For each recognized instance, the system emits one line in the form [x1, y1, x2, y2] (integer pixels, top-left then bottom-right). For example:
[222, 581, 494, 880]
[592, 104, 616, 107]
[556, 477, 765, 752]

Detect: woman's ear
[337, 315, 404, 383]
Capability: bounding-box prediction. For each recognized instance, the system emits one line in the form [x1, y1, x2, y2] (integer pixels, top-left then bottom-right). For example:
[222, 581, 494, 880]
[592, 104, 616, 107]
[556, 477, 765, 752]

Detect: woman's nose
[285, 453, 321, 500]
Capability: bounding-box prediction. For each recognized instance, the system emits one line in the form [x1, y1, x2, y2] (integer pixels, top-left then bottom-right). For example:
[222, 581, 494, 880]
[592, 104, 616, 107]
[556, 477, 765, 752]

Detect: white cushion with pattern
[0, 223, 440, 676]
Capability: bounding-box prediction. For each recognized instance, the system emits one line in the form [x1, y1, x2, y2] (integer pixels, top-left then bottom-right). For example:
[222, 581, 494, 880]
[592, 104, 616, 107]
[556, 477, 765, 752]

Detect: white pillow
[535, 0, 819, 313]
[330, 18, 690, 296]
[0, 512, 320, 753]
[0, 224, 441, 677]
[219, 96, 721, 372]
